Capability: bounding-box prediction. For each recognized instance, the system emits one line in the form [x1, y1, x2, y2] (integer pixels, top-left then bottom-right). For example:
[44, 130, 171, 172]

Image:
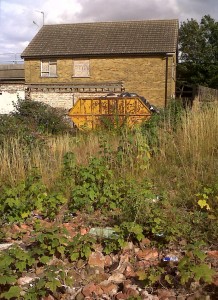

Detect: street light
[35, 10, 44, 26]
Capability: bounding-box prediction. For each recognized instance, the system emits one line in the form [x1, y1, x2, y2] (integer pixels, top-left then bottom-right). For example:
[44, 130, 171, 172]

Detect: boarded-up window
[41, 60, 57, 77]
[73, 60, 90, 77]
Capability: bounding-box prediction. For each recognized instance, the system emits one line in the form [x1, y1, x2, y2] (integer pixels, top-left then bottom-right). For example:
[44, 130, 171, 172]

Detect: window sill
[40, 76, 58, 78]
[72, 76, 90, 78]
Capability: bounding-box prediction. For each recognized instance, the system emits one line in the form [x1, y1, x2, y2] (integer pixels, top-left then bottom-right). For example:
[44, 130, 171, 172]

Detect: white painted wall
[0, 84, 25, 114]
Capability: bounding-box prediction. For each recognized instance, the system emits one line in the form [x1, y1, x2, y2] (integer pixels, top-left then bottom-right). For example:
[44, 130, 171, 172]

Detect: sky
[0, 0, 218, 63]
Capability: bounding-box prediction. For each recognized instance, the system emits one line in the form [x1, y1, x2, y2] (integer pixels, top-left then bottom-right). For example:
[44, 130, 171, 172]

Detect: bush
[12, 98, 73, 135]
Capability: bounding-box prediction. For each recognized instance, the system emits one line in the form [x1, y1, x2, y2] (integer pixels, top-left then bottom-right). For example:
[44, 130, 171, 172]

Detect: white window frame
[41, 60, 57, 77]
[73, 60, 90, 78]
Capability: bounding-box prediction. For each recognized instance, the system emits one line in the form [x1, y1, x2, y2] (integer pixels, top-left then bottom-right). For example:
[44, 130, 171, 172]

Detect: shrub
[12, 98, 73, 134]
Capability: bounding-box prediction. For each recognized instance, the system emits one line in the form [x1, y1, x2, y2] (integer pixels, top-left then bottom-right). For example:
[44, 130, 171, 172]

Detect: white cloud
[41, 0, 82, 24]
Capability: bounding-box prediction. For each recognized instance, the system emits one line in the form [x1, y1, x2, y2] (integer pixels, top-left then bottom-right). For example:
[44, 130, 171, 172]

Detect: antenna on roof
[35, 10, 45, 26]
[33, 20, 39, 27]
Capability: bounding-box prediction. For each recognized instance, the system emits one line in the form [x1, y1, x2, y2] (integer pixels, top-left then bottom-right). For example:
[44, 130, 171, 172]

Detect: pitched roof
[21, 19, 178, 58]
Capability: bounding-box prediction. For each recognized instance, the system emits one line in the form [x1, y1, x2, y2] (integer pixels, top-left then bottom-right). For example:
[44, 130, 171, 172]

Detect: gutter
[165, 52, 174, 107]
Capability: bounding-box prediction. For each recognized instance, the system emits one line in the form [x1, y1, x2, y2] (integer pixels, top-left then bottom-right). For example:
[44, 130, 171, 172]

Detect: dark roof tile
[22, 19, 178, 58]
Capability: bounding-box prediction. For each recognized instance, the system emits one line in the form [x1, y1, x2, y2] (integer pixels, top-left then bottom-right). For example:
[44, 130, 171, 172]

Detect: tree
[177, 15, 218, 89]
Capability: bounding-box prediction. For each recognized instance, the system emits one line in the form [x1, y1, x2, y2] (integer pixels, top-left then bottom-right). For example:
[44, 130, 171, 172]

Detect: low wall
[0, 83, 25, 114]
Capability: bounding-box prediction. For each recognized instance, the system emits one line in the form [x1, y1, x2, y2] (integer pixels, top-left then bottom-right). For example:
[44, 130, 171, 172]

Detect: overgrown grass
[149, 102, 218, 207]
[1, 100, 218, 193]
[0, 99, 217, 244]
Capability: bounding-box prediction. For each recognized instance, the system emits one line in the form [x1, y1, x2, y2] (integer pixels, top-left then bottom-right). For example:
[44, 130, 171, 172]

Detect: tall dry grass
[1, 102, 217, 201]
[149, 102, 218, 204]
[0, 134, 101, 187]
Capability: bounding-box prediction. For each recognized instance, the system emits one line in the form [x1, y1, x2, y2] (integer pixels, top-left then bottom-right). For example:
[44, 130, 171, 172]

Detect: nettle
[0, 245, 35, 299]
[68, 157, 125, 213]
[28, 224, 69, 264]
[66, 233, 97, 261]
[177, 241, 216, 285]
[0, 173, 67, 223]
[24, 265, 73, 300]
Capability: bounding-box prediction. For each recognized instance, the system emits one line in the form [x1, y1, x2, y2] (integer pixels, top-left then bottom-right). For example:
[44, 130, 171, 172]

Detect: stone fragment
[157, 289, 176, 299]
[17, 276, 35, 286]
[88, 251, 105, 269]
[108, 272, 126, 283]
[0, 243, 13, 251]
[125, 287, 139, 298]
[42, 295, 55, 300]
[82, 283, 97, 297]
[186, 291, 203, 300]
[140, 238, 151, 248]
[99, 281, 118, 296]
[212, 274, 218, 286]
[124, 264, 135, 278]
[136, 248, 159, 261]
[116, 292, 127, 299]
[104, 255, 113, 267]
[207, 250, 218, 258]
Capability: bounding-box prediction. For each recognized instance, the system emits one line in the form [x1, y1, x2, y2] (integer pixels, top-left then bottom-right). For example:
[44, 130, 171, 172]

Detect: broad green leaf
[21, 211, 30, 219]
[136, 270, 147, 280]
[191, 264, 216, 283]
[165, 274, 172, 284]
[82, 245, 91, 258]
[1, 286, 21, 300]
[0, 275, 17, 285]
[193, 249, 207, 261]
[57, 246, 65, 255]
[0, 256, 14, 268]
[16, 261, 26, 272]
[40, 256, 51, 264]
[45, 278, 61, 292]
[70, 252, 79, 261]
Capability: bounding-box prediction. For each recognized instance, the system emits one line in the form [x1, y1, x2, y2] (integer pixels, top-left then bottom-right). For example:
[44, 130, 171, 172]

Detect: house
[21, 19, 179, 109]
[0, 64, 25, 114]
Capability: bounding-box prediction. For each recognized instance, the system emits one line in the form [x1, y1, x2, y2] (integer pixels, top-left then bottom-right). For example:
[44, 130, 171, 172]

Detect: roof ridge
[43, 19, 178, 27]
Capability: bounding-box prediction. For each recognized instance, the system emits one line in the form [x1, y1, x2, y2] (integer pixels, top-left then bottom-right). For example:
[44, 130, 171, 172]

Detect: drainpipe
[165, 53, 174, 108]
[165, 55, 168, 107]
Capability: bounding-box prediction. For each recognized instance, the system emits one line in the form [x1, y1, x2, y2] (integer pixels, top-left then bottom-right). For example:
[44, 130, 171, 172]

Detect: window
[41, 60, 57, 77]
[73, 60, 90, 77]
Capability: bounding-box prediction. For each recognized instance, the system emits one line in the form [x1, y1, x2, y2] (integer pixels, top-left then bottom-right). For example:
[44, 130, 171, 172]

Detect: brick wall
[30, 91, 109, 110]
[25, 55, 176, 108]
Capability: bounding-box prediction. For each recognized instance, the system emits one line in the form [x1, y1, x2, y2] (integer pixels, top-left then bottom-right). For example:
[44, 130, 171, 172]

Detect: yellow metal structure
[68, 96, 152, 130]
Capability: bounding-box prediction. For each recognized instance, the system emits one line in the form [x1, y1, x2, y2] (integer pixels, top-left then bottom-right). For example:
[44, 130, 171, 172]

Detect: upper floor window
[41, 60, 57, 77]
[73, 60, 90, 77]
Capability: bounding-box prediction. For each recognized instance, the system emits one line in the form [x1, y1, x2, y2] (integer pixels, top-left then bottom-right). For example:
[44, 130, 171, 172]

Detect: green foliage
[29, 225, 69, 262]
[178, 241, 216, 285]
[0, 173, 67, 223]
[68, 156, 124, 213]
[12, 98, 72, 134]
[0, 245, 34, 299]
[66, 233, 96, 261]
[1, 286, 22, 300]
[136, 241, 215, 289]
[141, 100, 184, 150]
[178, 15, 218, 88]
[0, 115, 22, 144]
[24, 265, 73, 300]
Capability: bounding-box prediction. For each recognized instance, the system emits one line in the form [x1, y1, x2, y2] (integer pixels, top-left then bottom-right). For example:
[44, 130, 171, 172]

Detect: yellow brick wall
[24, 55, 176, 107]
